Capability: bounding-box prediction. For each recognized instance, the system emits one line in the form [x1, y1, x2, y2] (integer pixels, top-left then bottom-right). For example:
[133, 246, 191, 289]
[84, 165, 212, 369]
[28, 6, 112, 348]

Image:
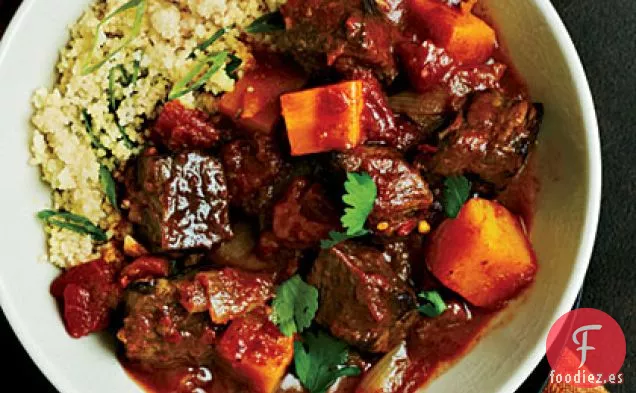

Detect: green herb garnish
[190, 27, 227, 58]
[99, 165, 118, 211]
[270, 275, 318, 337]
[225, 53, 243, 79]
[37, 210, 108, 242]
[294, 331, 362, 393]
[108, 65, 133, 111]
[131, 58, 141, 85]
[442, 175, 471, 218]
[417, 291, 447, 318]
[81, 0, 147, 75]
[81, 109, 106, 150]
[168, 51, 229, 101]
[245, 11, 285, 34]
[341, 172, 377, 235]
[320, 172, 377, 249]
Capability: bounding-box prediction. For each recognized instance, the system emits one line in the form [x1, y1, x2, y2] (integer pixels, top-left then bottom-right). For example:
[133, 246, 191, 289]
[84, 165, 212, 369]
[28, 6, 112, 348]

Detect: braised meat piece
[128, 151, 232, 252]
[209, 222, 283, 272]
[50, 259, 122, 338]
[398, 41, 506, 97]
[279, 0, 401, 82]
[118, 279, 218, 369]
[177, 268, 275, 324]
[153, 100, 222, 151]
[272, 178, 340, 248]
[221, 137, 289, 216]
[338, 147, 433, 234]
[308, 242, 418, 353]
[421, 90, 543, 190]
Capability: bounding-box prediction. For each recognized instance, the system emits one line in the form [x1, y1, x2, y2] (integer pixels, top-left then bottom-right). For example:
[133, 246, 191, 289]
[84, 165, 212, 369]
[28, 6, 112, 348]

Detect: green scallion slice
[81, 0, 147, 75]
[245, 11, 285, 34]
[99, 165, 119, 211]
[37, 210, 108, 242]
[190, 27, 228, 58]
[168, 51, 229, 101]
[81, 109, 106, 151]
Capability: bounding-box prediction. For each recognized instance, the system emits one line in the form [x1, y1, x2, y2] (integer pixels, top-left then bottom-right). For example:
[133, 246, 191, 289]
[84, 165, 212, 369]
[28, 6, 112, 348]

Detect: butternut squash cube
[407, 0, 496, 64]
[217, 308, 294, 393]
[281, 81, 365, 156]
[426, 198, 537, 309]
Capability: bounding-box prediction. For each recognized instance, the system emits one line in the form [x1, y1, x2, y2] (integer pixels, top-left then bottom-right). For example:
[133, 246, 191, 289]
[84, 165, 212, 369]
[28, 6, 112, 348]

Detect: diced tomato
[50, 259, 116, 298]
[50, 259, 122, 338]
[153, 100, 221, 151]
[119, 256, 171, 288]
[220, 54, 308, 134]
[217, 308, 294, 393]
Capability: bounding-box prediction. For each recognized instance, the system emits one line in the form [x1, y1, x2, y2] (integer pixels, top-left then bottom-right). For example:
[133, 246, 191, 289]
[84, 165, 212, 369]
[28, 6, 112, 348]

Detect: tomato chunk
[119, 256, 171, 288]
[153, 100, 221, 151]
[220, 55, 307, 134]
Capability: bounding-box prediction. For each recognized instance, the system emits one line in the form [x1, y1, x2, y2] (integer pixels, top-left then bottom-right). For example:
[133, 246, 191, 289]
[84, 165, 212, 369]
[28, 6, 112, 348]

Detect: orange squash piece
[217, 307, 294, 393]
[219, 55, 307, 134]
[281, 81, 365, 156]
[426, 198, 537, 309]
[407, 0, 496, 64]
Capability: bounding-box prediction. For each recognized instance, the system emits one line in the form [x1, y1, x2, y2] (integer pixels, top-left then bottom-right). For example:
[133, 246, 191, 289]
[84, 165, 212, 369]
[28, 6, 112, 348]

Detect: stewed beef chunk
[118, 279, 218, 369]
[421, 90, 542, 190]
[221, 137, 289, 215]
[308, 242, 418, 353]
[129, 151, 232, 252]
[338, 147, 433, 234]
[279, 0, 400, 82]
[272, 177, 340, 248]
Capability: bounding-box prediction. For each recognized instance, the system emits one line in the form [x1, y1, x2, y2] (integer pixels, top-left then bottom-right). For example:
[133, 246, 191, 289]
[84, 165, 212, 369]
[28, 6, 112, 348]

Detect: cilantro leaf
[271, 275, 319, 336]
[417, 291, 447, 317]
[442, 175, 471, 218]
[341, 172, 377, 236]
[320, 230, 369, 249]
[294, 331, 362, 393]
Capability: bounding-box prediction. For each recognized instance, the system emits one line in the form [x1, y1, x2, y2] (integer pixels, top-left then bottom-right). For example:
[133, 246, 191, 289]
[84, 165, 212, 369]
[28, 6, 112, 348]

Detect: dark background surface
[0, 0, 633, 391]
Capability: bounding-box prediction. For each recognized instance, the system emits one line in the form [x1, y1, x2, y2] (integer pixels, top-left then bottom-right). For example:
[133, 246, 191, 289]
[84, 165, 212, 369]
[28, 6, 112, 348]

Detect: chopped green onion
[81, 0, 147, 75]
[190, 27, 228, 58]
[37, 210, 108, 242]
[225, 53, 243, 79]
[99, 165, 119, 211]
[108, 65, 132, 111]
[116, 122, 135, 149]
[417, 291, 447, 318]
[81, 109, 106, 150]
[245, 11, 285, 34]
[168, 51, 229, 101]
[130, 58, 141, 85]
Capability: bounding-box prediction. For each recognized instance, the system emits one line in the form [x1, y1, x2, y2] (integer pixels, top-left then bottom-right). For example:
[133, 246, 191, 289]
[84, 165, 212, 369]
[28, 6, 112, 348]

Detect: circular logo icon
[546, 308, 626, 388]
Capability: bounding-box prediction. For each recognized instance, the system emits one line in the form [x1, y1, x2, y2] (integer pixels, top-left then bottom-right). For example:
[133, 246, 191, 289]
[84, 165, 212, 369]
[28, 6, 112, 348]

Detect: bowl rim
[0, 0, 602, 392]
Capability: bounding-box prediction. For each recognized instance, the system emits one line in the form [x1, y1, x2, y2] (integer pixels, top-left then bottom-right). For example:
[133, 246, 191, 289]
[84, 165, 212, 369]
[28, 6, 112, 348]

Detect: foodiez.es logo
[546, 308, 626, 388]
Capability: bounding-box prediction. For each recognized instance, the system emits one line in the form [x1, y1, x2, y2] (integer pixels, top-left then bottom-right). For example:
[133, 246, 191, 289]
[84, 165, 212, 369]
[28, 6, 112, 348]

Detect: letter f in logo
[572, 324, 602, 368]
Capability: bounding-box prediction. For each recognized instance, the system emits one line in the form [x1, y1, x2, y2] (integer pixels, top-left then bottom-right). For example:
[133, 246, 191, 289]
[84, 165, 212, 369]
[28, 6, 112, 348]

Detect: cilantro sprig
[271, 275, 319, 337]
[294, 331, 362, 393]
[442, 175, 471, 218]
[417, 291, 447, 318]
[321, 173, 377, 249]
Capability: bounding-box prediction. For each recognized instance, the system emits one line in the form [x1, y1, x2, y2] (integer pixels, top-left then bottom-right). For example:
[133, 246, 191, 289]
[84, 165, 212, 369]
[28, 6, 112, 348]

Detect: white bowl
[0, 1, 601, 392]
